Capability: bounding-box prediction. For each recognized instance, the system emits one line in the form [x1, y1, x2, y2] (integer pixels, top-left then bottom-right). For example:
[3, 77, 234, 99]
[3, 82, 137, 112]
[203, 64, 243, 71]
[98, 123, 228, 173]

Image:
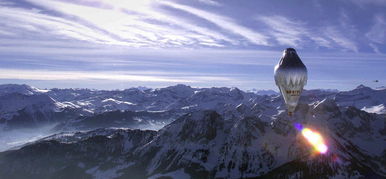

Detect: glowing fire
[294, 123, 328, 154]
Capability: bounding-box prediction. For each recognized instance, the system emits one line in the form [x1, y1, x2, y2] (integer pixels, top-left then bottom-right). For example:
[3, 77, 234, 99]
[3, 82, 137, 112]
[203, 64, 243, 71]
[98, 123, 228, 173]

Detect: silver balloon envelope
[274, 48, 307, 116]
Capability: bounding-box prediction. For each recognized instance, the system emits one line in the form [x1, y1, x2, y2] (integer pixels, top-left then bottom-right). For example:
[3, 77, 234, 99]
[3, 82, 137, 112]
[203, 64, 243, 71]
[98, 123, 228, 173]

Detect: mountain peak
[355, 84, 370, 89]
[166, 84, 192, 90]
[159, 110, 223, 142]
[0, 84, 48, 96]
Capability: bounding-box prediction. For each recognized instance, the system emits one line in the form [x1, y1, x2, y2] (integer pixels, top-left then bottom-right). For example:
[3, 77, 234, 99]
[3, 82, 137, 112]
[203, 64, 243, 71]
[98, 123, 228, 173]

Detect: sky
[0, 0, 385, 91]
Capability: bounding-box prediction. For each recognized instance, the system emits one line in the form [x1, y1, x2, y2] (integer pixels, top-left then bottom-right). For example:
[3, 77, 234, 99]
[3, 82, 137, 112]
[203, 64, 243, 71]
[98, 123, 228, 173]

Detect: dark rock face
[0, 129, 157, 179]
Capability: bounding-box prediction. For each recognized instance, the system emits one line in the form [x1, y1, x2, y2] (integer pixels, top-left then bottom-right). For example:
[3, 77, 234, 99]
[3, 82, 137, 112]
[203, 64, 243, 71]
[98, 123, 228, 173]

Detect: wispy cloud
[366, 14, 386, 44]
[0, 6, 120, 44]
[323, 26, 358, 52]
[197, 0, 222, 7]
[160, 1, 269, 46]
[0, 0, 233, 48]
[0, 0, 379, 52]
[257, 15, 360, 51]
[369, 43, 381, 54]
[258, 16, 314, 47]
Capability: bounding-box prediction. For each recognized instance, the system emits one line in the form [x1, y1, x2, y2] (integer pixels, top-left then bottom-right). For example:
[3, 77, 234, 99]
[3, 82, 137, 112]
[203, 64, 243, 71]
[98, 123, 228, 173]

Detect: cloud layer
[0, 0, 385, 90]
[0, 0, 384, 52]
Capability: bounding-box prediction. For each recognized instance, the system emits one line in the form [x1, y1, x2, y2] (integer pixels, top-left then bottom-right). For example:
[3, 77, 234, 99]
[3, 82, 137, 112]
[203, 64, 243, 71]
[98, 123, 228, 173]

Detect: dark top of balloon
[278, 48, 306, 69]
[285, 48, 296, 52]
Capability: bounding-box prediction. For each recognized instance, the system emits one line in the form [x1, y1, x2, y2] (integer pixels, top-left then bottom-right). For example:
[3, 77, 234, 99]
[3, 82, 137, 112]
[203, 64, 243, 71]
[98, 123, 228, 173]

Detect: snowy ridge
[0, 84, 48, 96]
[0, 84, 385, 178]
[1, 84, 384, 123]
[335, 84, 386, 114]
[0, 98, 384, 178]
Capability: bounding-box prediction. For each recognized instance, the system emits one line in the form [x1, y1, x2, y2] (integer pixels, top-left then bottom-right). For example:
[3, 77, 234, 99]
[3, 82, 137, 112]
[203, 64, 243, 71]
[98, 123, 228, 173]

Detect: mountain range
[0, 84, 385, 179]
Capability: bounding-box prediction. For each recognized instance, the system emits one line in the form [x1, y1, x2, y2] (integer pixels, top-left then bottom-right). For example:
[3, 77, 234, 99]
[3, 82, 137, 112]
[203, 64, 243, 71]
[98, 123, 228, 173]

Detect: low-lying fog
[0, 124, 57, 152]
[0, 122, 167, 152]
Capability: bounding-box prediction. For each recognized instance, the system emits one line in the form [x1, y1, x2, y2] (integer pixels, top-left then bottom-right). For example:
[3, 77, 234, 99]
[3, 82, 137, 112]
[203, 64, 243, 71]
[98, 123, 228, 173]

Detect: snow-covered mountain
[0, 84, 48, 96]
[335, 85, 386, 114]
[1, 83, 385, 131]
[0, 84, 264, 130]
[0, 83, 385, 178]
[46, 84, 258, 115]
[0, 100, 384, 178]
[0, 83, 384, 134]
[0, 85, 83, 130]
[2, 84, 383, 119]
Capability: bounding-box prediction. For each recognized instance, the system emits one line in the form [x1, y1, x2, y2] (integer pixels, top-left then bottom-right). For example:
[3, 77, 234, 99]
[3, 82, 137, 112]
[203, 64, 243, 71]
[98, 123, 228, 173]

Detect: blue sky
[0, 0, 385, 90]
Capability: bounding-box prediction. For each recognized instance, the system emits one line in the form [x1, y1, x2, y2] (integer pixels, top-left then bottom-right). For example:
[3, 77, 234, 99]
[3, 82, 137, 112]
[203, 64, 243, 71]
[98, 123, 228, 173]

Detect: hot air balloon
[274, 48, 307, 116]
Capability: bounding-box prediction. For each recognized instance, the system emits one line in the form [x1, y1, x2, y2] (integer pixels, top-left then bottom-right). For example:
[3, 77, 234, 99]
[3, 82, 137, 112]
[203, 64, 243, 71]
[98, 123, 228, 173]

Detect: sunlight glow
[294, 123, 328, 154]
[301, 128, 328, 154]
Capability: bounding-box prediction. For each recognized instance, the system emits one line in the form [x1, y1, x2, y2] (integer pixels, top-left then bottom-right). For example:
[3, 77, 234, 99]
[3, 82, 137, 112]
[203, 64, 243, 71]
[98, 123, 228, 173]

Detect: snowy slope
[0, 85, 85, 130]
[0, 98, 384, 179]
[335, 85, 386, 114]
